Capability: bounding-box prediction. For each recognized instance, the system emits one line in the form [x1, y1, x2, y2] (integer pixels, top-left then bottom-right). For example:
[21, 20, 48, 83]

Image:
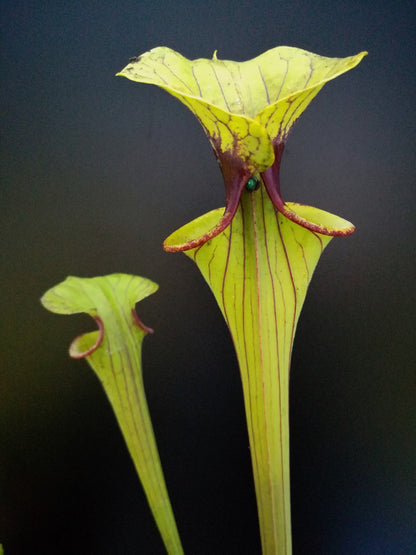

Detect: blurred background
[1, 1, 415, 553]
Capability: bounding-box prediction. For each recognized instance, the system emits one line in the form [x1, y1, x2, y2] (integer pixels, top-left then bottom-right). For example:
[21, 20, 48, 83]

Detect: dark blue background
[1, 1, 415, 553]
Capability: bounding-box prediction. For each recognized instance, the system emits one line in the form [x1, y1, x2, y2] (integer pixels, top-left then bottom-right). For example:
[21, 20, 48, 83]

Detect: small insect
[245, 176, 260, 192]
[129, 56, 140, 63]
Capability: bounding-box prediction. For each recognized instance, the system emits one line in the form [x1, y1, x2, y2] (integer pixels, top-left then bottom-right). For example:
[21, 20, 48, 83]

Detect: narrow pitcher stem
[245, 378, 291, 554]
[241, 342, 291, 554]
[99, 358, 184, 555]
[230, 188, 293, 554]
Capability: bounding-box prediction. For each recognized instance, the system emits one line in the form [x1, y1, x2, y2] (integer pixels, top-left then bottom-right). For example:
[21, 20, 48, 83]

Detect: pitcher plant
[41, 274, 184, 554]
[118, 46, 366, 554]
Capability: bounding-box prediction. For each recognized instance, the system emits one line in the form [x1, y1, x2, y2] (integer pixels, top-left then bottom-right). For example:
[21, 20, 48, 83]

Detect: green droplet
[246, 177, 260, 192]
